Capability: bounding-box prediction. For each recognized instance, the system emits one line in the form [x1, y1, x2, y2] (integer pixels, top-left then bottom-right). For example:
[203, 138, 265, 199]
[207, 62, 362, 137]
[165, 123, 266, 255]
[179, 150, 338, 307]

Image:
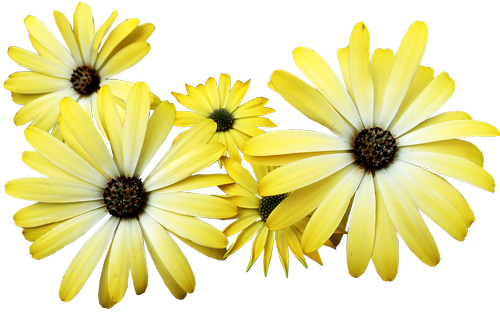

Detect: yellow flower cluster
[3, 2, 498, 308]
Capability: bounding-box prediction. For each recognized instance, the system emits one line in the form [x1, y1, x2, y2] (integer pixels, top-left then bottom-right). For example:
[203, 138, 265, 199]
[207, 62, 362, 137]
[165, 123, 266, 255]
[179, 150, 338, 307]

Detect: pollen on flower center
[353, 127, 397, 172]
[103, 176, 147, 218]
[70, 65, 101, 96]
[209, 108, 234, 132]
[259, 193, 289, 222]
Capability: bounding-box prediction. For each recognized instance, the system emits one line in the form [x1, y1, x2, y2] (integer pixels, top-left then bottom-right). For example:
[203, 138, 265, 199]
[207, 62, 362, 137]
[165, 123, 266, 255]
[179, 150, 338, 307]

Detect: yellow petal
[128, 218, 148, 295]
[258, 153, 355, 196]
[247, 225, 269, 272]
[244, 129, 351, 156]
[99, 41, 151, 79]
[139, 212, 195, 293]
[263, 230, 275, 276]
[95, 19, 140, 69]
[223, 213, 260, 237]
[371, 49, 394, 126]
[145, 205, 228, 249]
[245, 151, 336, 167]
[107, 219, 130, 303]
[53, 11, 83, 65]
[205, 77, 220, 109]
[398, 148, 495, 192]
[337, 47, 355, 102]
[390, 161, 467, 241]
[284, 227, 307, 268]
[226, 80, 250, 113]
[73, 2, 94, 63]
[8, 47, 72, 78]
[270, 70, 353, 139]
[225, 220, 264, 257]
[221, 156, 258, 194]
[403, 111, 471, 135]
[89, 11, 118, 65]
[59, 217, 119, 302]
[5, 72, 70, 94]
[378, 21, 428, 129]
[6, 178, 103, 203]
[346, 172, 375, 277]
[30, 208, 106, 259]
[155, 174, 234, 193]
[375, 169, 440, 266]
[293, 46, 363, 131]
[302, 165, 364, 253]
[372, 182, 399, 281]
[218, 74, 231, 109]
[391, 72, 455, 136]
[349, 22, 373, 127]
[276, 230, 289, 277]
[397, 119, 499, 146]
[174, 111, 205, 127]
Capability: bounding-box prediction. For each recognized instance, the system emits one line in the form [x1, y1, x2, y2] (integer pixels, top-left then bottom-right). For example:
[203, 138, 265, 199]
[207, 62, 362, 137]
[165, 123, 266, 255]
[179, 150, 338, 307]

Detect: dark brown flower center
[353, 127, 397, 172]
[259, 193, 289, 222]
[209, 108, 234, 132]
[103, 176, 146, 218]
[70, 65, 101, 96]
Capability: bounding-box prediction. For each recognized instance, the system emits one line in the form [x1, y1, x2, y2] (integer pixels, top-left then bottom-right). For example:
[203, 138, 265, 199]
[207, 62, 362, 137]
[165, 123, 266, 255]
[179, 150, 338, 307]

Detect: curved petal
[270, 70, 354, 139]
[59, 216, 119, 302]
[346, 172, 376, 277]
[375, 169, 440, 266]
[378, 22, 428, 129]
[302, 165, 364, 253]
[258, 153, 355, 196]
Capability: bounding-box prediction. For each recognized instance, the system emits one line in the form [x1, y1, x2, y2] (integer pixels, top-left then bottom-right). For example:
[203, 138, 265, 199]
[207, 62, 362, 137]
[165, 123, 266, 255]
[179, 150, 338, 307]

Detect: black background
[0, 0, 500, 315]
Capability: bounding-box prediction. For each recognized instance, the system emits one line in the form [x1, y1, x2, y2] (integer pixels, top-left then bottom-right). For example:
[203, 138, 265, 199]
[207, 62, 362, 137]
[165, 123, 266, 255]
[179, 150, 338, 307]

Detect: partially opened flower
[172, 74, 276, 163]
[219, 156, 344, 276]
[5, 2, 158, 137]
[244, 22, 499, 281]
[5, 82, 237, 307]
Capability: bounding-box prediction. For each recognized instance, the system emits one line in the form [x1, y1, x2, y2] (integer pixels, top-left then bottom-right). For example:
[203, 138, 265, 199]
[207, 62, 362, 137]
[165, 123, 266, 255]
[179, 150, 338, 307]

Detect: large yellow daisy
[172, 74, 276, 163]
[4, 2, 158, 137]
[243, 22, 499, 281]
[219, 156, 345, 276]
[5, 82, 237, 307]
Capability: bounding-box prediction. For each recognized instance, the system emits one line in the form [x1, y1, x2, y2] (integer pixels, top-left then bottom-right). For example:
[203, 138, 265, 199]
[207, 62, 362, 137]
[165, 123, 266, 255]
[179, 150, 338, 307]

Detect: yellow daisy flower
[172, 74, 276, 163]
[243, 22, 499, 281]
[4, 2, 158, 137]
[5, 82, 237, 307]
[219, 156, 345, 276]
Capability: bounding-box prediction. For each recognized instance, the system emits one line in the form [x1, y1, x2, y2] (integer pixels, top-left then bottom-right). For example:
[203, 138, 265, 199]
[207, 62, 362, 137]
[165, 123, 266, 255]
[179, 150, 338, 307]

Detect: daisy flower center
[70, 65, 101, 96]
[103, 176, 147, 218]
[209, 108, 234, 132]
[259, 193, 289, 222]
[353, 127, 397, 172]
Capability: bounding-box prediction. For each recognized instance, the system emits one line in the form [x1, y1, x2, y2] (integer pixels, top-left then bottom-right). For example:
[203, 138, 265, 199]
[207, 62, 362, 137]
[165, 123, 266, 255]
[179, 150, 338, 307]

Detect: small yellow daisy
[172, 74, 276, 163]
[219, 156, 345, 276]
[244, 22, 499, 280]
[5, 82, 237, 307]
[4, 2, 158, 137]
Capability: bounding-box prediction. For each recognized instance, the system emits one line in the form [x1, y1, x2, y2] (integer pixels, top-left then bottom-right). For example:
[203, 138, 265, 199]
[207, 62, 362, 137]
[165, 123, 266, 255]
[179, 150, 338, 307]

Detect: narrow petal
[337, 47, 355, 101]
[218, 74, 231, 109]
[244, 129, 351, 156]
[223, 213, 260, 237]
[224, 220, 264, 257]
[98, 243, 118, 309]
[139, 213, 195, 293]
[144, 143, 224, 192]
[245, 151, 337, 167]
[293, 46, 363, 131]
[270, 70, 353, 139]
[6, 178, 103, 203]
[276, 230, 289, 277]
[123, 82, 150, 176]
[53, 11, 83, 65]
[400, 140, 484, 167]
[172, 92, 211, 116]
[106, 23, 155, 61]
[174, 111, 205, 127]
[147, 192, 237, 219]
[226, 80, 250, 113]
[8, 47, 73, 78]
[128, 218, 148, 295]
[371, 49, 394, 126]
[372, 182, 399, 281]
[284, 227, 307, 268]
[99, 42, 151, 79]
[73, 2, 94, 63]
[146, 119, 216, 181]
[5, 72, 70, 94]
[60, 97, 119, 178]
[263, 230, 275, 276]
[378, 22, 428, 129]
[171, 232, 226, 261]
[155, 174, 234, 193]
[221, 156, 258, 194]
[349, 22, 373, 127]
[390, 161, 467, 241]
[403, 111, 471, 135]
[184, 84, 213, 114]
[346, 172, 376, 277]
[95, 19, 140, 69]
[59, 217, 119, 302]
[398, 149, 495, 192]
[224, 132, 241, 163]
[29, 208, 107, 259]
[302, 166, 364, 253]
[24, 16, 76, 68]
[391, 72, 455, 136]
[25, 127, 107, 187]
[258, 153, 355, 196]
[107, 220, 129, 303]
[135, 101, 176, 176]
[205, 77, 220, 109]
[375, 170, 440, 266]
[14, 200, 104, 228]
[247, 225, 269, 271]
[397, 119, 499, 146]
[145, 205, 228, 249]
